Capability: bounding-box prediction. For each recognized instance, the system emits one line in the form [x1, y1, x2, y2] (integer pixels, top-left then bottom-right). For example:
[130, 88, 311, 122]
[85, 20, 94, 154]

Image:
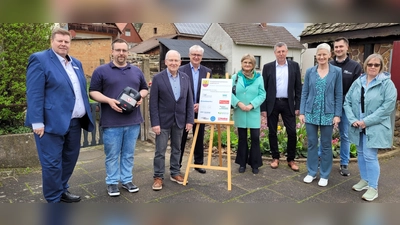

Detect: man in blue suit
[150, 50, 194, 191]
[25, 28, 94, 203]
[179, 45, 212, 174]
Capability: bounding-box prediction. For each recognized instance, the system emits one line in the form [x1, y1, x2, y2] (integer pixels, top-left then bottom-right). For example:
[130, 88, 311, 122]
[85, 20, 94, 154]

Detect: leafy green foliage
[0, 23, 53, 134]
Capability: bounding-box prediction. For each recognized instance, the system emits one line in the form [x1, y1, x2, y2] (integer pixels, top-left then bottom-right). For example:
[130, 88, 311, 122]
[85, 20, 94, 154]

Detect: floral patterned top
[305, 75, 334, 125]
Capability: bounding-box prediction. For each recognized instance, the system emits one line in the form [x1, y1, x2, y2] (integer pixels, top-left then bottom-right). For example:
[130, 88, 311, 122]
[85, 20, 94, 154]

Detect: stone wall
[0, 134, 40, 168]
[128, 53, 160, 80]
[349, 43, 393, 72]
[394, 101, 400, 147]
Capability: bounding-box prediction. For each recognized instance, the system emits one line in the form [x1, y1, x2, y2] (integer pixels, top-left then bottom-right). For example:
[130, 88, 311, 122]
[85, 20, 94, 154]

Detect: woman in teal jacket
[344, 53, 397, 201]
[299, 43, 343, 187]
[231, 54, 266, 174]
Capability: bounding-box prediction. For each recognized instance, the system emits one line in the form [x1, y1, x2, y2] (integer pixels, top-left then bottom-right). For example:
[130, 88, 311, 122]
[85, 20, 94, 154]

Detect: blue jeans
[357, 133, 379, 189]
[339, 108, 350, 165]
[103, 125, 140, 185]
[317, 108, 350, 165]
[306, 123, 333, 179]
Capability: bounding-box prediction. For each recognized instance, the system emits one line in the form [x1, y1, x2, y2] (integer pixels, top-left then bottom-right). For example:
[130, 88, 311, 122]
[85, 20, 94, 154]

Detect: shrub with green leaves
[0, 23, 53, 134]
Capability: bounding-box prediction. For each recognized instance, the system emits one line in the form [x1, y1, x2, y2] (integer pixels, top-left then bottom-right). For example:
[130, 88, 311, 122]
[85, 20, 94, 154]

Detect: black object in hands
[117, 87, 141, 114]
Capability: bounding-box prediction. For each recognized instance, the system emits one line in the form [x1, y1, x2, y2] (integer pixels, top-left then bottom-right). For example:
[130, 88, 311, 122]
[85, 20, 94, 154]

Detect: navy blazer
[179, 63, 212, 104]
[25, 49, 94, 135]
[261, 60, 302, 116]
[149, 69, 194, 129]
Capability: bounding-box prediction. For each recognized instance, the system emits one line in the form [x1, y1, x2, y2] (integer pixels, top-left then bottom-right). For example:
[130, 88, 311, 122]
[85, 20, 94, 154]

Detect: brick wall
[70, 39, 112, 77]
[139, 23, 176, 41]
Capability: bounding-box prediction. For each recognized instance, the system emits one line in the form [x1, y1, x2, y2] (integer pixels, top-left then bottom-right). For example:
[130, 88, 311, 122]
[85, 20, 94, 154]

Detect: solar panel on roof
[174, 23, 210, 36]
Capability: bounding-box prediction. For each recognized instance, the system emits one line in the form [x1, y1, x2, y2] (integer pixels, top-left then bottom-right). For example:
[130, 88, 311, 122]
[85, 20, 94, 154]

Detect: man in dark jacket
[330, 37, 362, 176]
[179, 45, 212, 174]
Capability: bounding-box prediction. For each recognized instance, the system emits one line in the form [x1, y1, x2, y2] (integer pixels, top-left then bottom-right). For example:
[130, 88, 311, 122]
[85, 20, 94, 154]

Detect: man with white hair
[179, 45, 212, 174]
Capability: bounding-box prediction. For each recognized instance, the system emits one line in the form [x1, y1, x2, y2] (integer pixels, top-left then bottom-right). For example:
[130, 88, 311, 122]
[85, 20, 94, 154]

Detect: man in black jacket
[261, 42, 302, 172]
[330, 37, 362, 176]
[179, 45, 212, 174]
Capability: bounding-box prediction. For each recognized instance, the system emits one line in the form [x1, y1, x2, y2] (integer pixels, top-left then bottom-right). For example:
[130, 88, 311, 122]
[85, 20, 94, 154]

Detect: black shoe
[239, 167, 246, 173]
[122, 182, 139, 193]
[252, 168, 259, 174]
[340, 165, 350, 176]
[60, 191, 81, 203]
[107, 184, 120, 197]
[195, 168, 206, 174]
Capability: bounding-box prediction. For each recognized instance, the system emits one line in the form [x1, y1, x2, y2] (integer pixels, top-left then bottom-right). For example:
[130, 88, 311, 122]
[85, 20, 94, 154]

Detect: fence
[81, 58, 153, 147]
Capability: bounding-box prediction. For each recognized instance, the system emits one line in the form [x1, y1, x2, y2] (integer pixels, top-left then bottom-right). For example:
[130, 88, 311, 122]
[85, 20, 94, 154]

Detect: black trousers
[268, 98, 297, 162]
[235, 128, 263, 169]
[180, 123, 205, 167]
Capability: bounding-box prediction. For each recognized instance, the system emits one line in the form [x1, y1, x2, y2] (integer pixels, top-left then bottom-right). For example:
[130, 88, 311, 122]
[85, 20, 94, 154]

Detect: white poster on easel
[197, 79, 232, 122]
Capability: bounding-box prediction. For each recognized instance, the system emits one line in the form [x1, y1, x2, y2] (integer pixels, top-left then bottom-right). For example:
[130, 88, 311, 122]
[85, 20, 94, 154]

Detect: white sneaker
[318, 178, 328, 187]
[303, 175, 316, 183]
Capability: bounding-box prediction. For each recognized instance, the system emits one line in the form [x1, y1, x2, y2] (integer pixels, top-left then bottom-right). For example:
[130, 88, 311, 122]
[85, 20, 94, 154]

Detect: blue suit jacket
[300, 64, 343, 117]
[149, 69, 194, 129]
[25, 49, 94, 135]
[178, 63, 212, 104]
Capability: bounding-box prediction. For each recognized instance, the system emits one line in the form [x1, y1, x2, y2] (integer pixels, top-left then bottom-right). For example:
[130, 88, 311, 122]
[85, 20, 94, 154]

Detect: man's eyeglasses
[190, 53, 203, 57]
[113, 49, 128, 53]
[367, 63, 381, 68]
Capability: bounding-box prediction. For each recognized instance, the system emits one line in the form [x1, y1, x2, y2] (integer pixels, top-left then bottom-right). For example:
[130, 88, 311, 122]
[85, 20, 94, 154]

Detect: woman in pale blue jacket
[299, 43, 343, 187]
[343, 53, 397, 201]
[231, 54, 266, 174]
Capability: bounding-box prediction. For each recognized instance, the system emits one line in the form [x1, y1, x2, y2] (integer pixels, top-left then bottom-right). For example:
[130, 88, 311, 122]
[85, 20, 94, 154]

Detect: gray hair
[165, 50, 181, 59]
[316, 43, 331, 53]
[274, 42, 288, 51]
[189, 45, 204, 54]
[363, 53, 384, 73]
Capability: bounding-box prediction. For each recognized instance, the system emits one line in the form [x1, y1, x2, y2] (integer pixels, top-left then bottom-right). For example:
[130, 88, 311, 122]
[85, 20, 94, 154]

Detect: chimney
[260, 23, 267, 28]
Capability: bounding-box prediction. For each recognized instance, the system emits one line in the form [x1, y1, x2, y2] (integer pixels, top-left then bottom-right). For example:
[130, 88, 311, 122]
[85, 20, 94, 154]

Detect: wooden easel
[183, 73, 234, 190]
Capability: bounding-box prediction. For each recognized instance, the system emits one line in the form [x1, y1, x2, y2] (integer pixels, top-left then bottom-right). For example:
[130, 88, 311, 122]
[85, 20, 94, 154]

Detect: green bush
[0, 23, 53, 134]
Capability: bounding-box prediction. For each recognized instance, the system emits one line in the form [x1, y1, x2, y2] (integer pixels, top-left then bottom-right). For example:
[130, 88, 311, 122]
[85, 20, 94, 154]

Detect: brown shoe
[288, 161, 299, 172]
[170, 174, 185, 185]
[270, 159, 279, 169]
[152, 177, 163, 191]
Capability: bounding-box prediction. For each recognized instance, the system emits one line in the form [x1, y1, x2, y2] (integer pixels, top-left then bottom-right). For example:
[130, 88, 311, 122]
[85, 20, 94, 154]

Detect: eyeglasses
[367, 63, 381, 68]
[113, 49, 128, 53]
[190, 53, 203, 57]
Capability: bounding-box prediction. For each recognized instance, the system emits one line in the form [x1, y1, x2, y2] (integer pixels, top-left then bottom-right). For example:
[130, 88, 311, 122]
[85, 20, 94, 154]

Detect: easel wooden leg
[207, 125, 214, 167]
[227, 125, 231, 190]
[183, 124, 200, 186]
[217, 124, 222, 166]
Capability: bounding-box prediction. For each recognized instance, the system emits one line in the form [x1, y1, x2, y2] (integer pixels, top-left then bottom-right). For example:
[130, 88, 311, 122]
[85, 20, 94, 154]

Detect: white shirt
[275, 60, 289, 98]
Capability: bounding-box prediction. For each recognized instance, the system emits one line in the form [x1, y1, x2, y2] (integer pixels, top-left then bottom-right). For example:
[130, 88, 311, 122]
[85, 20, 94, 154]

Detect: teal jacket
[300, 64, 343, 117]
[231, 73, 266, 128]
[343, 72, 397, 148]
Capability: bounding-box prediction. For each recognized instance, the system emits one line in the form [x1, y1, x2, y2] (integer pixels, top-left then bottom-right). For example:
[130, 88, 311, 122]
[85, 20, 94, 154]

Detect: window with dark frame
[153, 27, 157, 34]
[254, 56, 261, 69]
[125, 29, 131, 36]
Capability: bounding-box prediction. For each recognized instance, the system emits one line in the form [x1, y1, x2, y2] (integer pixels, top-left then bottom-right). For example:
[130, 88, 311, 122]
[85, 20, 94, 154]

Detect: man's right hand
[152, 126, 161, 135]
[108, 98, 122, 113]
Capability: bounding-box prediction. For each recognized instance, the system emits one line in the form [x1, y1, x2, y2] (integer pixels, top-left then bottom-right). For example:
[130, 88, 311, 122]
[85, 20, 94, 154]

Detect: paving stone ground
[1, 140, 400, 203]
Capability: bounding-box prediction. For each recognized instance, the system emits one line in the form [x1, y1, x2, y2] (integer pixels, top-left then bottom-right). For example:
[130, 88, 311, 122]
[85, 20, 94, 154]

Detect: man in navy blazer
[261, 42, 302, 172]
[179, 45, 212, 174]
[149, 50, 194, 191]
[25, 28, 94, 203]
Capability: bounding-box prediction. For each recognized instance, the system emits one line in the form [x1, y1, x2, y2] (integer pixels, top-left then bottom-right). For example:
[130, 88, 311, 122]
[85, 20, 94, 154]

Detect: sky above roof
[269, 23, 305, 39]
